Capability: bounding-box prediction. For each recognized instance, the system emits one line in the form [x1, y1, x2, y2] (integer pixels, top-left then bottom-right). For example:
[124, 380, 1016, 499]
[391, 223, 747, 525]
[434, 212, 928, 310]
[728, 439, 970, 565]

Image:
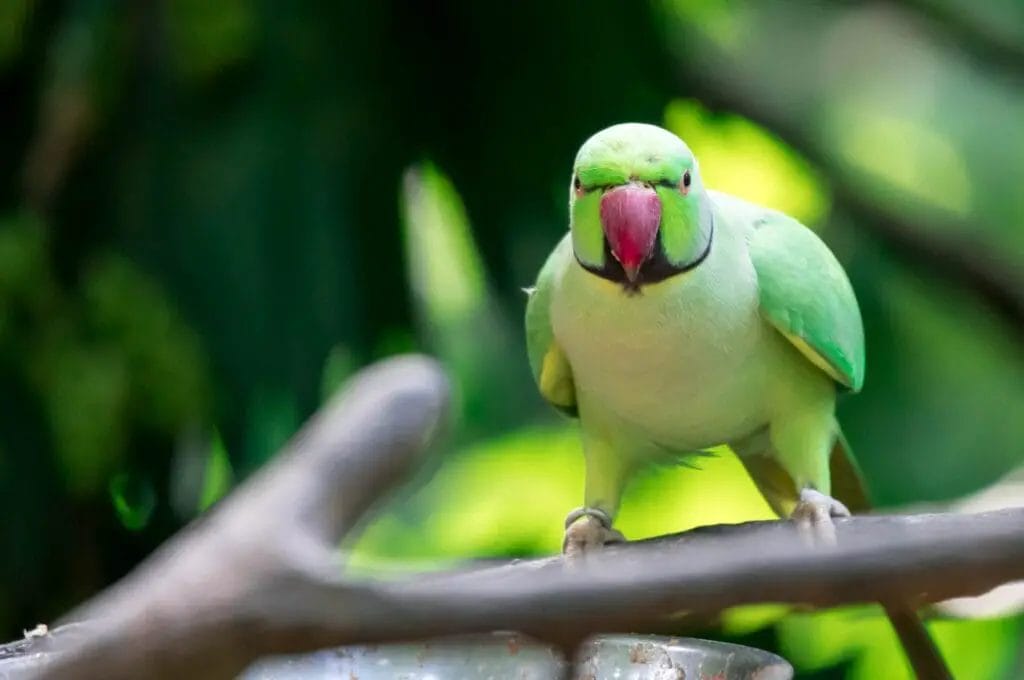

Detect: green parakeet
[525, 123, 948, 677]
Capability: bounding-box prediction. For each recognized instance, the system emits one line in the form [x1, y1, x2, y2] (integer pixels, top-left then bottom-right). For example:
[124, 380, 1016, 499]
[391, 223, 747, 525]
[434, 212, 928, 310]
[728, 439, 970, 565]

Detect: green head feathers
[569, 123, 713, 289]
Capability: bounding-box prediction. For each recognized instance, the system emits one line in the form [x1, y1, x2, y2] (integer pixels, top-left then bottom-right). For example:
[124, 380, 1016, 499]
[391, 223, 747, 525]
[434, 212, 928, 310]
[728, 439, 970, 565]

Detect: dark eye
[573, 175, 581, 191]
[683, 170, 692, 188]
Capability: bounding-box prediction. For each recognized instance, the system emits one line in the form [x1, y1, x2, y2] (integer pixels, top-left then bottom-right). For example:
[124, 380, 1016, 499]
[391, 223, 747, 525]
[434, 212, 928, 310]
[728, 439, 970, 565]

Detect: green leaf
[664, 98, 829, 225]
[108, 472, 156, 532]
[320, 344, 356, 404]
[199, 431, 233, 512]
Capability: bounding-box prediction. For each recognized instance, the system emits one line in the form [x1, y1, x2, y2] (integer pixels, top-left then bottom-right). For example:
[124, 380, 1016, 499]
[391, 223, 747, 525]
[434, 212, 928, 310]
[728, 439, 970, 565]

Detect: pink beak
[599, 183, 662, 283]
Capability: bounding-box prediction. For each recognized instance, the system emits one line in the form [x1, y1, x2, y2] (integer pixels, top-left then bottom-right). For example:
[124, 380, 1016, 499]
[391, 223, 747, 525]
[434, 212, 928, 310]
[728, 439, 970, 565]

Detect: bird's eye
[573, 175, 581, 191]
[682, 170, 692, 188]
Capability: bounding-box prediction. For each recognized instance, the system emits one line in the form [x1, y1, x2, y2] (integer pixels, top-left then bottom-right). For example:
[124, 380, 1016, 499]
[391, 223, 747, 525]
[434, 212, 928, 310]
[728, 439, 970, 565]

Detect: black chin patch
[577, 220, 714, 293]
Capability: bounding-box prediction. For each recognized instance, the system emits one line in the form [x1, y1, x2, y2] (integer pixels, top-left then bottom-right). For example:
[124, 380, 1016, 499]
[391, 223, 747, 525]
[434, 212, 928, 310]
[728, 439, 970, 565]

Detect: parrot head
[569, 123, 713, 292]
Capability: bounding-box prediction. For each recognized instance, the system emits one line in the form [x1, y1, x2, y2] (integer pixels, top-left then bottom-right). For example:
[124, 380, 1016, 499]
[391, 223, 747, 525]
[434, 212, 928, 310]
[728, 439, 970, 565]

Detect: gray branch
[11, 355, 1024, 679]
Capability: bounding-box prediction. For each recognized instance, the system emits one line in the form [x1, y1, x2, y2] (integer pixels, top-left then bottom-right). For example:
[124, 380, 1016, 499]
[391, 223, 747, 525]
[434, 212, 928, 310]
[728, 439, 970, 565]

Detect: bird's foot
[791, 488, 850, 546]
[562, 507, 626, 558]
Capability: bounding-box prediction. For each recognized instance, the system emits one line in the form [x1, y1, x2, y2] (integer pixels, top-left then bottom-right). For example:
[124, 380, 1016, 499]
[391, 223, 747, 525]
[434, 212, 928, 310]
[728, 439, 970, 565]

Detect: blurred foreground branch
[9, 356, 1024, 679]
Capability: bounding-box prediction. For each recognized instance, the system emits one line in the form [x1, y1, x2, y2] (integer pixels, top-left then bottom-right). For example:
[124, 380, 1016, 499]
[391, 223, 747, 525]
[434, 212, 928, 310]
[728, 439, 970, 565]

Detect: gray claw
[791, 488, 850, 546]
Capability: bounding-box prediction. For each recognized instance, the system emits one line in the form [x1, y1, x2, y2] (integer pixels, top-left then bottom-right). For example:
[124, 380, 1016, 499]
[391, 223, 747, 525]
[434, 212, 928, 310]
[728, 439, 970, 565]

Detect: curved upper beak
[599, 183, 662, 283]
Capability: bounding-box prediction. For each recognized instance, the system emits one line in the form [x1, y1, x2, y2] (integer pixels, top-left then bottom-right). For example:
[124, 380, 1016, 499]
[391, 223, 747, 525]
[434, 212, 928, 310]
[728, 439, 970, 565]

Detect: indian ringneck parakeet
[525, 123, 947, 676]
[527, 122, 865, 545]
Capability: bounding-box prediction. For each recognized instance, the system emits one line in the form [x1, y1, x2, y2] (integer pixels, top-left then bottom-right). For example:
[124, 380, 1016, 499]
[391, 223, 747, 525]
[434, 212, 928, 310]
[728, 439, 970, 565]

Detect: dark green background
[1, 1, 1022, 677]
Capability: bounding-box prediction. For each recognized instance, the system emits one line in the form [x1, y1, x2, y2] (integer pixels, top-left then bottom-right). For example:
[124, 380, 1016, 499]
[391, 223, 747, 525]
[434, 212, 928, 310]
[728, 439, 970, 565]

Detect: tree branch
[655, 24, 1024, 333]
[679, 67, 1024, 332]
[23, 355, 453, 679]
[7, 356, 1024, 679]
[890, 0, 1024, 79]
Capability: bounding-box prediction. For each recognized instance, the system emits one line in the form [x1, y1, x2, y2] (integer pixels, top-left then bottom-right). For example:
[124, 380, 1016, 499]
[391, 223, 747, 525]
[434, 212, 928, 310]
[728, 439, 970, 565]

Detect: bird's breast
[551, 244, 770, 450]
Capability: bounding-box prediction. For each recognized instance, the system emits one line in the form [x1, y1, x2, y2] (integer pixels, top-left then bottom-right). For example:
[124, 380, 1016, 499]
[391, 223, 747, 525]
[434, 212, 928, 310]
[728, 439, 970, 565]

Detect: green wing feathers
[747, 210, 866, 392]
[525, 234, 578, 416]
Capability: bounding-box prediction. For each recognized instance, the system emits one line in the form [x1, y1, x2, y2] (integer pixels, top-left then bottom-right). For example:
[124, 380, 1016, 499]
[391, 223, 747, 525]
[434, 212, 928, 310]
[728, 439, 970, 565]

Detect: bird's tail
[883, 605, 952, 680]
[833, 429, 952, 679]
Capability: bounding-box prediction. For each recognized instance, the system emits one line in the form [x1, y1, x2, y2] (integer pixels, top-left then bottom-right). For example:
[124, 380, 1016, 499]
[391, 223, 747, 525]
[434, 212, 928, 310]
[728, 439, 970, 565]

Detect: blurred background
[1, 0, 1023, 677]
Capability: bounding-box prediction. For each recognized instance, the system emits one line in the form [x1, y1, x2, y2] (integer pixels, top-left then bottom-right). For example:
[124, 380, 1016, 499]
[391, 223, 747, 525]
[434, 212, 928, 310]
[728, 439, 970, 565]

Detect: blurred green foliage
[1, 1, 1022, 677]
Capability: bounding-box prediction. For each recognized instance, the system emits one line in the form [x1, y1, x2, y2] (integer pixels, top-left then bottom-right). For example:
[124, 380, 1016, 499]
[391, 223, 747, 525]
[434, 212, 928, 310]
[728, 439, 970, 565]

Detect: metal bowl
[574, 634, 793, 680]
[242, 632, 793, 679]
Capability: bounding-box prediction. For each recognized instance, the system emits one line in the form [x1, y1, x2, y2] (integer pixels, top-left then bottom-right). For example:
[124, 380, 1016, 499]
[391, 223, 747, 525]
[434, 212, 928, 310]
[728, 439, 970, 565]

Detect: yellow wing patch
[737, 452, 799, 518]
[781, 331, 847, 386]
[539, 344, 576, 409]
[738, 432, 870, 516]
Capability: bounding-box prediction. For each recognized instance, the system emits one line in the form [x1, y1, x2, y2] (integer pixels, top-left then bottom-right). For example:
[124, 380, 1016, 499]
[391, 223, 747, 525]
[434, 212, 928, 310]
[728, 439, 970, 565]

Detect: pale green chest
[549, 228, 781, 450]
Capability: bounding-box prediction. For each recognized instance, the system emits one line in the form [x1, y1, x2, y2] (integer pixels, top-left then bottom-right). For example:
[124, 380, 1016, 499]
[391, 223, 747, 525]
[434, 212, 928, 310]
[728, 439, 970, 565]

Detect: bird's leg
[563, 430, 631, 557]
[791, 487, 850, 546]
[562, 507, 626, 557]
